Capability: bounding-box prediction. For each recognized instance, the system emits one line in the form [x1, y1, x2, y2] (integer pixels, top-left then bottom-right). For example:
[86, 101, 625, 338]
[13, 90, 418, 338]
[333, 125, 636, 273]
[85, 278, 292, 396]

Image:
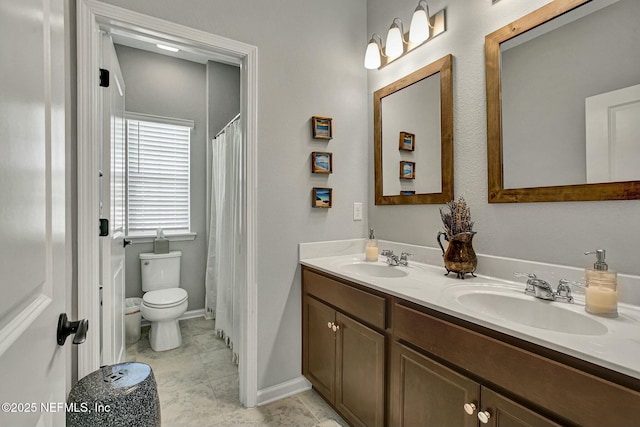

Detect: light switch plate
[353, 202, 363, 221]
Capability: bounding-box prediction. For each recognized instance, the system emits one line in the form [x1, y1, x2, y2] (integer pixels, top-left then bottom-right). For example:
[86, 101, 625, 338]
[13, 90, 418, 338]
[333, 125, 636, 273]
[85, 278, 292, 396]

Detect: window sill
[126, 233, 197, 244]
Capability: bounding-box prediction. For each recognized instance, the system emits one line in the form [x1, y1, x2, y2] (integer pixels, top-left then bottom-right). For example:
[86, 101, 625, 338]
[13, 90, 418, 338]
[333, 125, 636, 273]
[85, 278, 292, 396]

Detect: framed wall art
[399, 131, 415, 151]
[311, 152, 333, 174]
[400, 161, 416, 179]
[312, 116, 333, 140]
[312, 187, 332, 208]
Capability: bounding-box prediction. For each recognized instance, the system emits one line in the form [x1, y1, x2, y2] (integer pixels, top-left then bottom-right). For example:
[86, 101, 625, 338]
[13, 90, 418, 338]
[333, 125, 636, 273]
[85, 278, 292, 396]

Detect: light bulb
[385, 20, 405, 58]
[364, 39, 382, 69]
[409, 8, 429, 44]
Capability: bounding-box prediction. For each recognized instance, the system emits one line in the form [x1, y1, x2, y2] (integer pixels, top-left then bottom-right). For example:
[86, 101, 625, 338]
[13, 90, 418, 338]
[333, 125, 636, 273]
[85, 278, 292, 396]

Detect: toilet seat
[143, 288, 188, 309]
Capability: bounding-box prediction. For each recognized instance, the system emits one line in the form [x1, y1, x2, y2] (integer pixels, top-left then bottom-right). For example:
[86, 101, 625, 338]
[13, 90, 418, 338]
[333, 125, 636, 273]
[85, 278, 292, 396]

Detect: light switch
[353, 202, 363, 221]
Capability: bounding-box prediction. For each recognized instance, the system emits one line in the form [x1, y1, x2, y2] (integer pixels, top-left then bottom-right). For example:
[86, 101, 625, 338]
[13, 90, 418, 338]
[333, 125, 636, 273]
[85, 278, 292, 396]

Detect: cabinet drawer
[394, 302, 640, 427]
[303, 268, 386, 330]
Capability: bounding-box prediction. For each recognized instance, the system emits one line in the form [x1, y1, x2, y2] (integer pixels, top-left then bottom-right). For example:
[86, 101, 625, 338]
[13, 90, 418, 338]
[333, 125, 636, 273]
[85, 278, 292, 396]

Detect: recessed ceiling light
[156, 44, 179, 52]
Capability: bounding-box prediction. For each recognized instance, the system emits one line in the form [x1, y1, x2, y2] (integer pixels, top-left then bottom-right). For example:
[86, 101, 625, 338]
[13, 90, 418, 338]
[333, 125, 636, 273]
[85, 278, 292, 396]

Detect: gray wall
[208, 61, 240, 137]
[115, 44, 208, 312]
[367, 0, 640, 276]
[103, 0, 369, 391]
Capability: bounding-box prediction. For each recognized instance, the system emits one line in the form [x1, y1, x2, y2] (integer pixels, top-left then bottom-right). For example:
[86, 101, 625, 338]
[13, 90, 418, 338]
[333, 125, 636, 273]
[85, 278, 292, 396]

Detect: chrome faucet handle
[398, 252, 412, 266]
[381, 249, 399, 266]
[556, 279, 586, 303]
[514, 272, 538, 295]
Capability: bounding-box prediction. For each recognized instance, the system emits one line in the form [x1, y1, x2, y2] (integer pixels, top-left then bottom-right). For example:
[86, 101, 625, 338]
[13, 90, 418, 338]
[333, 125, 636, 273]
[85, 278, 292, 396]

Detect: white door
[586, 83, 640, 183]
[100, 34, 127, 365]
[0, 0, 69, 425]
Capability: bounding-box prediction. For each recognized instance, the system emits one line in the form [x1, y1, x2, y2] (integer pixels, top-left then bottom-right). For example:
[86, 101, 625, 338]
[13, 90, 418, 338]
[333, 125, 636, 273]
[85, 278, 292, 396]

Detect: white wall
[115, 44, 208, 312]
[367, 0, 640, 276]
[101, 0, 369, 391]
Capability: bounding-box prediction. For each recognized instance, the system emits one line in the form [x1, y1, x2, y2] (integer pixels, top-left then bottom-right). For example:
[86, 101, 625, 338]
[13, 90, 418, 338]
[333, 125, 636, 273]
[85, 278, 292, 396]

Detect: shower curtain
[205, 117, 243, 363]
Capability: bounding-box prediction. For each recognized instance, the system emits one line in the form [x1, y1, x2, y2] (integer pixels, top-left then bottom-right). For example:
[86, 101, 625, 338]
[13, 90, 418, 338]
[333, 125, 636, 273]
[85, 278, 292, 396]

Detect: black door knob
[57, 313, 89, 346]
[123, 239, 132, 247]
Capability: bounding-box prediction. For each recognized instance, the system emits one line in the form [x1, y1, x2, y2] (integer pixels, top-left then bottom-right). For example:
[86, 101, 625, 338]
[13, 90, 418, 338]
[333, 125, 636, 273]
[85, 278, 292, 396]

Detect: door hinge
[99, 68, 110, 87]
[99, 218, 109, 236]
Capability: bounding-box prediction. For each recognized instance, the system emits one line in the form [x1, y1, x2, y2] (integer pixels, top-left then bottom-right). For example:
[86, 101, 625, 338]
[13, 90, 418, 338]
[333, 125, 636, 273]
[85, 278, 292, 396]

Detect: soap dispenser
[365, 228, 378, 262]
[584, 249, 618, 318]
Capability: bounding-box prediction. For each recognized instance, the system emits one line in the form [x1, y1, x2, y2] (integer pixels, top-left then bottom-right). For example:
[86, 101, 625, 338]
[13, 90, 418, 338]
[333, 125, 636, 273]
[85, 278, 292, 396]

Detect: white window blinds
[126, 115, 192, 236]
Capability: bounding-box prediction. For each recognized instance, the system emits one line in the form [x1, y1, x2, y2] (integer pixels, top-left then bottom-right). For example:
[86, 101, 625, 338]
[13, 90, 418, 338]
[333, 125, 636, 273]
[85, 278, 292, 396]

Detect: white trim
[256, 376, 312, 406]
[125, 111, 195, 129]
[77, 0, 258, 406]
[126, 232, 197, 243]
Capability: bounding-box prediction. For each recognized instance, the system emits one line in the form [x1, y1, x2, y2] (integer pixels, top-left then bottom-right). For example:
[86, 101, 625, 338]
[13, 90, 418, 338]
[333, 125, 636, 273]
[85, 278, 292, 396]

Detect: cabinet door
[479, 388, 562, 427]
[303, 295, 336, 401]
[335, 312, 385, 427]
[391, 342, 480, 427]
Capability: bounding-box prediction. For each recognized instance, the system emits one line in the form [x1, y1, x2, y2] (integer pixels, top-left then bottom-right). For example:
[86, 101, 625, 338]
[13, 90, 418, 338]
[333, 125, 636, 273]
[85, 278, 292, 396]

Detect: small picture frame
[312, 116, 333, 140]
[311, 152, 333, 174]
[312, 187, 332, 208]
[400, 161, 416, 179]
[401, 190, 416, 196]
[399, 131, 415, 151]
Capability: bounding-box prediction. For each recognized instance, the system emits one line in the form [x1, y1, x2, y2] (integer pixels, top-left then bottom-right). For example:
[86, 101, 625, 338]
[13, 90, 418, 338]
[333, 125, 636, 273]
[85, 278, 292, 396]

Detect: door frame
[77, 0, 259, 406]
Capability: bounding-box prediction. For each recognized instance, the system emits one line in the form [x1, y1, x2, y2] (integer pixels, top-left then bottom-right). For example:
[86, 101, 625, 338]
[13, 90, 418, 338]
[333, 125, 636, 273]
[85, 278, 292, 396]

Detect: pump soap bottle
[584, 249, 618, 318]
[365, 228, 378, 262]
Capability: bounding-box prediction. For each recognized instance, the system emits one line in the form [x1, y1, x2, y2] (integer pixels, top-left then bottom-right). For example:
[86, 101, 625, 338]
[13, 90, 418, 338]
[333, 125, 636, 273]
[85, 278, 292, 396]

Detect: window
[126, 113, 193, 237]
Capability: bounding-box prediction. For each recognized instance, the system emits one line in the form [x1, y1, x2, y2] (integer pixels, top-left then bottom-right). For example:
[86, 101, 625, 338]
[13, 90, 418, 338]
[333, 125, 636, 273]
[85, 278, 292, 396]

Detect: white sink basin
[339, 262, 409, 278]
[448, 286, 608, 336]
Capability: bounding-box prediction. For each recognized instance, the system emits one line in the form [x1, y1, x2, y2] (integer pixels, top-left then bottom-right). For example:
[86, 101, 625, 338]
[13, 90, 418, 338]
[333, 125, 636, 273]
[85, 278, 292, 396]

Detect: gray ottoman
[67, 362, 160, 427]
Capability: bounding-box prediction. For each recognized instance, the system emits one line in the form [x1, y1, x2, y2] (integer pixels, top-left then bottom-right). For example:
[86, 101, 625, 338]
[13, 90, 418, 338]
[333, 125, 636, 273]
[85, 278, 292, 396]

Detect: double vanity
[300, 240, 640, 427]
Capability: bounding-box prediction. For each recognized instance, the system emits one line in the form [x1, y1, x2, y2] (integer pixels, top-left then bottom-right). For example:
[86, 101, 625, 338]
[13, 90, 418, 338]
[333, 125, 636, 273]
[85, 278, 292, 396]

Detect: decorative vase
[437, 231, 478, 279]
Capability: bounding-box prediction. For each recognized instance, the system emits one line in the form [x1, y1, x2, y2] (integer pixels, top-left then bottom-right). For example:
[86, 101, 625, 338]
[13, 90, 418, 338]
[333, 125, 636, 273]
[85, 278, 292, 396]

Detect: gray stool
[67, 362, 160, 427]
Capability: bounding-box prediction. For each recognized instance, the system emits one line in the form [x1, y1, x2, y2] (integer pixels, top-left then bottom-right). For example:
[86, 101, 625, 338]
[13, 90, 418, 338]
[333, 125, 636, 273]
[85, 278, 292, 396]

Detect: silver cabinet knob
[332, 323, 340, 332]
[463, 403, 477, 415]
[478, 410, 491, 424]
[327, 321, 333, 329]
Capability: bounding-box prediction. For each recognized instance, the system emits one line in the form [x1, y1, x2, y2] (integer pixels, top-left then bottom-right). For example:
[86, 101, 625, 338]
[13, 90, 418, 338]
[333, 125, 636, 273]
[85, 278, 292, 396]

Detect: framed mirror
[486, 0, 640, 203]
[374, 54, 453, 205]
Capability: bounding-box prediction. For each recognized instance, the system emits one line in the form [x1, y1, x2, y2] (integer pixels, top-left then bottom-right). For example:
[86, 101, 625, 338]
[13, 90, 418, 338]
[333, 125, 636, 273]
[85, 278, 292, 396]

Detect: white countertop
[300, 243, 640, 381]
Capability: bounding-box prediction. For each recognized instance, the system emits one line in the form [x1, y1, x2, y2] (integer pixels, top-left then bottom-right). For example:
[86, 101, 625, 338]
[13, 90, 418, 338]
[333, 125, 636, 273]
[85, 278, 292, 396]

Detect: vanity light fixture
[156, 44, 179, 52]
[364, 0, 446, 70]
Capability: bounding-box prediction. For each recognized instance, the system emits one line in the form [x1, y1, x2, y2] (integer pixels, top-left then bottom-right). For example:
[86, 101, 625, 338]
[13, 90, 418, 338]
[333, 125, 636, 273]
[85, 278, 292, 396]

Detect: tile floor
[126, 317, 348, 427]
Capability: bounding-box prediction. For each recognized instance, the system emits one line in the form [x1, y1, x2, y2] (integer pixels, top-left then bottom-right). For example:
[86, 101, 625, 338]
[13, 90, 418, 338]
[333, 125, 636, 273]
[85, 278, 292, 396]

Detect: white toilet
[139, 251, 188, 352]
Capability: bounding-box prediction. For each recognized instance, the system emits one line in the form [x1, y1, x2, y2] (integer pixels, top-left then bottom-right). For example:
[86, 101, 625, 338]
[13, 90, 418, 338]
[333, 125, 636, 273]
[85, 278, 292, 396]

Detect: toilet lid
[143, 288, 188, 308]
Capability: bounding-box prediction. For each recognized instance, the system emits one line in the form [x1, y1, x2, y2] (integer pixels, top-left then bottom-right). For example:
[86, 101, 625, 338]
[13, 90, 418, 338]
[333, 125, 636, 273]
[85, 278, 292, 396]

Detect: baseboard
[140, 308, 205, 327]
[256, 376, 312, 406]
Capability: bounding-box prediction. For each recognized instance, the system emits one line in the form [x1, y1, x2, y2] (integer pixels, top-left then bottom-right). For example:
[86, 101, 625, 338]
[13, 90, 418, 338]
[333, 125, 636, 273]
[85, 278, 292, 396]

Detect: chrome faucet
[514, 273, 586, 303]
[381, 250, 412, 266]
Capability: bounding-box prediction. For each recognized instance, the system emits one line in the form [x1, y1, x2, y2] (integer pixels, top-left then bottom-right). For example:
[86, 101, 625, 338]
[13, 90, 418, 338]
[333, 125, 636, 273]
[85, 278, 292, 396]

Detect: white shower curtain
[205, 117, 244, 363]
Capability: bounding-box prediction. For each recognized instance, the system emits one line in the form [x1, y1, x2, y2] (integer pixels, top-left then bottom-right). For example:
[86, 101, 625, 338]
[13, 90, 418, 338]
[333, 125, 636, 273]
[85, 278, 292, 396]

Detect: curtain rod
[215, 113, 241, 138]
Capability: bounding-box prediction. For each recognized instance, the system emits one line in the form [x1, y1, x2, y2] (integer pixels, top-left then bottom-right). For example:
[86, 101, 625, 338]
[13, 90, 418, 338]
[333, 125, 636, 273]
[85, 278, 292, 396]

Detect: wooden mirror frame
[486, 0, 640, 203]
[374, 54, 454, 205]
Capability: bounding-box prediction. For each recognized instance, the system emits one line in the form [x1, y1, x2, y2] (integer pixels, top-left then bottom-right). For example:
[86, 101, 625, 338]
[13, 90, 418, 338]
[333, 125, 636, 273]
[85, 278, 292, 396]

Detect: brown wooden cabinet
[302, 268, 386, 427]
[302, 266, 640, 427]
[390, 341, 560, 427]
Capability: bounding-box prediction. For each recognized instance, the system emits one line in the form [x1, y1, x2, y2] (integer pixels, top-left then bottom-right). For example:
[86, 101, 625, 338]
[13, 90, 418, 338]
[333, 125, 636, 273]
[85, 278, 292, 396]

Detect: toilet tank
[139, 251, 182, 292]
